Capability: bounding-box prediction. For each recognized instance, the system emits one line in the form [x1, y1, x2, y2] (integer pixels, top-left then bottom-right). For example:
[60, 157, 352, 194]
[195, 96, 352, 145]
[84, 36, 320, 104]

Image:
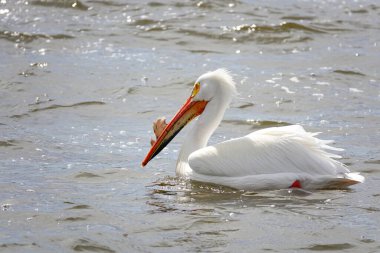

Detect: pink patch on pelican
[289, 180, 302, 189]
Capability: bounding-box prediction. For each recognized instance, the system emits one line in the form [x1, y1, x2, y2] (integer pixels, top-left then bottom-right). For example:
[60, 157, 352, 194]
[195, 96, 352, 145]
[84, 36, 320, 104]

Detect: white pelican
[142, 69, 364, 190]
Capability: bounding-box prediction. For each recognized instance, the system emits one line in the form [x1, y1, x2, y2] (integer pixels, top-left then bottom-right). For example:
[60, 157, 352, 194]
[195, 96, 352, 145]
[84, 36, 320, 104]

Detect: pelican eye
[191, 82, 200, 98]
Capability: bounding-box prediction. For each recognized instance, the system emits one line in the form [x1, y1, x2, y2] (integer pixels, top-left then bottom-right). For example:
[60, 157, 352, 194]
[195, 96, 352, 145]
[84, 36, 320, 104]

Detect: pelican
[142, 69, 364, 190]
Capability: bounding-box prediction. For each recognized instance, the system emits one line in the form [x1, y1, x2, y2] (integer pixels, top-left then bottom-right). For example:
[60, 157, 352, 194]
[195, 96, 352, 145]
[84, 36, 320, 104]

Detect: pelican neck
[175, 98, 229, 176]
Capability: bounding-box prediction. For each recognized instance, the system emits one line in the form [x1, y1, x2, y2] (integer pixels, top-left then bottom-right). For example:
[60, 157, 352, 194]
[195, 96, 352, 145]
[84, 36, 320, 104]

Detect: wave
[10, 101, 105, 119]
[0, 30, 74, 43]
[29, 101, 106, 113]
[30, 0, 90, 11]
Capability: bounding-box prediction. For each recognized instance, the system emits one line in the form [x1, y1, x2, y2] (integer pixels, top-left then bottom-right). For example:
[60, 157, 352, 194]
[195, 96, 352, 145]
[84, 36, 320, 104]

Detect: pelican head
[192, 69, 236, 102]
[142, 69, 236, 167]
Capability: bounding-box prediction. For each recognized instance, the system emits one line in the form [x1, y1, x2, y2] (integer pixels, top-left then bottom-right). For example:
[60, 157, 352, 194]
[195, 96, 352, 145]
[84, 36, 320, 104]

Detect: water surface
[1, 0, 379, 252]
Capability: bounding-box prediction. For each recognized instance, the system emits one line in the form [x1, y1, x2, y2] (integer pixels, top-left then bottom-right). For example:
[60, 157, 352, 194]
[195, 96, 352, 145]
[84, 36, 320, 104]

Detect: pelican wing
[188, 125, 351, 189]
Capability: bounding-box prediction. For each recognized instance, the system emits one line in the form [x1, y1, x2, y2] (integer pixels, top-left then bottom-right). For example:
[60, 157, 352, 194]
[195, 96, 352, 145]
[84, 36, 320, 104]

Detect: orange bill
[141, 97, 208, 167]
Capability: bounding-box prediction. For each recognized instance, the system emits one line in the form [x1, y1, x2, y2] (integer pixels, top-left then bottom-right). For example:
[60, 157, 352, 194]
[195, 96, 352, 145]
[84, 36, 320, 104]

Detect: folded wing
[189, 125, 349, 179]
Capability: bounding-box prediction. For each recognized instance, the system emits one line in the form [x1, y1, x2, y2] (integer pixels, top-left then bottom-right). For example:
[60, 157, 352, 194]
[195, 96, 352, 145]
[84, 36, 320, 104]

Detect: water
[1, 0, 379, 252]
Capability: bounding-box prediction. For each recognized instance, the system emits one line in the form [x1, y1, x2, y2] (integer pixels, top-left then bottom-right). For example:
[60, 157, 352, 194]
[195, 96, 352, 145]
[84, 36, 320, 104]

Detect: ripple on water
[364, 159, 380, 165]
[0, 242, 40, 251]
[74, 172, 103, 179]
[333, 70, 366, 76]
[234, 102, 255, 109]
[0, 140, 15, 147]
[300, 243, 355, 251]
[67, 204, 92, 210]
[282, 15, 316, 21]
[28, 101, 106, 113]
[31, 0, 90, 11]
[0, 30, 75, 44]
[87, 0, 127, 7]
[216, 22, 325, 44]
[59, 216, 90, 222]
[72, 239, 115, 253]
[225, 22, 325, 34]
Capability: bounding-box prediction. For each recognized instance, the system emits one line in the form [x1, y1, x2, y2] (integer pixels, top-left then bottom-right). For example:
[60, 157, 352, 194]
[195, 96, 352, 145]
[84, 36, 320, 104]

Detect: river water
[1, 0, 379, 252]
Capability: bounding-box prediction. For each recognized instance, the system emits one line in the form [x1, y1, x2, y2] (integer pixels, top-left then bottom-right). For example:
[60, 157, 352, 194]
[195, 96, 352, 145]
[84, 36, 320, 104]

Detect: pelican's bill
[142, 97, 207, 167]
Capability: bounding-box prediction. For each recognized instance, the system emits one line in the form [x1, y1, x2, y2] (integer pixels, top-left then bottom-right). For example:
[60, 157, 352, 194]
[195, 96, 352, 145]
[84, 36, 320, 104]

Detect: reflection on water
[1, 0, 379, 252]
[147, 176, 338, 215]
[143, 176, 375, 252]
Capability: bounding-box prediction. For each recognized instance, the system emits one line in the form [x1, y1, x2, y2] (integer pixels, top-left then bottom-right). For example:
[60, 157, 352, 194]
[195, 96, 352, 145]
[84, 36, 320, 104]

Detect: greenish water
[1, 0, 379, 252]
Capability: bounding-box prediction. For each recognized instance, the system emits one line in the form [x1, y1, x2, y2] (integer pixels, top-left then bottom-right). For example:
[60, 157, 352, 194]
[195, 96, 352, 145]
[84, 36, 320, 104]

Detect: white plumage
[142, 69, 364, 190]
[189, 125, 362, 190]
